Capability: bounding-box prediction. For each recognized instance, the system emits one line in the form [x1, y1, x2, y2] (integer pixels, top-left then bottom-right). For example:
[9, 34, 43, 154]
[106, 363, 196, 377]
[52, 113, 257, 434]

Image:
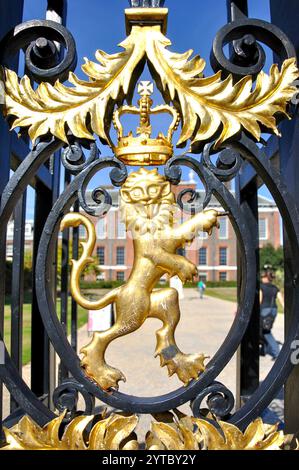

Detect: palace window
[218, 218, 228, 239]
[96, 218, 106, 239]
[116, 271, 125, 281]
[198, 247, 207, 265]
[116, 247, 125, 265]
[219, 247, 227, 266]
[219, 272, 227, 281]
[97, 247, 105, 265]
[117, 220, 126, 239]
[259, 218, 268, 240]
[199, 231, 208, 239]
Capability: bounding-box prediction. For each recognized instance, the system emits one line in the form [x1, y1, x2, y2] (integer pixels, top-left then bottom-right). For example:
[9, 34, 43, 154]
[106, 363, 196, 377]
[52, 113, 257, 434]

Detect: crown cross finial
[137, 81, 154, 137]
[138, 81, 154, 97]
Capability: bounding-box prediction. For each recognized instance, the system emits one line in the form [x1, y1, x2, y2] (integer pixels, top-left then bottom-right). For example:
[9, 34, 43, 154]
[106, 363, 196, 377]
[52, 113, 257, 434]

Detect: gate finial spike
[129, 1, 165, 7]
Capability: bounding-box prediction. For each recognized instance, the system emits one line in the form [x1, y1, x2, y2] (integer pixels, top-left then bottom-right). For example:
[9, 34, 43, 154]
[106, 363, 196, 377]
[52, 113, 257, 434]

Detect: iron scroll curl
[0, 19, 77, 83]
[211, 17, 296, 80]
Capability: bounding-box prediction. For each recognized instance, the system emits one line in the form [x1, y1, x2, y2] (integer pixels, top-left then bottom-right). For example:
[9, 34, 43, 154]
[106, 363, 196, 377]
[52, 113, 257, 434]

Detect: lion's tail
[60, 212, 121, 311]
[71, 285, 120, 311]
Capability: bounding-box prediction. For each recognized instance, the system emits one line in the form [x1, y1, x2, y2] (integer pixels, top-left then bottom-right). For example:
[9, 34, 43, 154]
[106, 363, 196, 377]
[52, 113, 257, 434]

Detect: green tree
[260, 244, 284, 271]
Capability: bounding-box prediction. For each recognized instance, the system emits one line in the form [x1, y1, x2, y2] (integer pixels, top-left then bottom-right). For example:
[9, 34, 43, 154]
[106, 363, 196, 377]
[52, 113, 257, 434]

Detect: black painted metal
[235, 179, 260, 407]
[0, 139, 63, 429]
[71, 200, 79, 352]
[211, 6, 296, 81]
[0, 0, 25, 444]
[270, 0, 299, 434]
[0, 0, 299, 439]
[10, 193, 27, 413]
[59, 170, 71, 383]
[191, 381, 235, 420]
[0, 19, 77, 83]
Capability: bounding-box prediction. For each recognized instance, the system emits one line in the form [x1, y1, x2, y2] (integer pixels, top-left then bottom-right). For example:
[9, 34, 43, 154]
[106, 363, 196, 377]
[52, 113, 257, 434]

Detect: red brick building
[6, 179, 280, 282]
[82, 178, 281, 283]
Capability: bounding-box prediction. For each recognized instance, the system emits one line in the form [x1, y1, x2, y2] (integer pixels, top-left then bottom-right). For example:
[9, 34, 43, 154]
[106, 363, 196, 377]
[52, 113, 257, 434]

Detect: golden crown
[112, 81, 180, 166]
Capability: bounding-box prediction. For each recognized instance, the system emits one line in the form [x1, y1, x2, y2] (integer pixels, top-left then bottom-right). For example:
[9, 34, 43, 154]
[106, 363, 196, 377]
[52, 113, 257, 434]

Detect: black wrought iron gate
[0, 0, 299, 448]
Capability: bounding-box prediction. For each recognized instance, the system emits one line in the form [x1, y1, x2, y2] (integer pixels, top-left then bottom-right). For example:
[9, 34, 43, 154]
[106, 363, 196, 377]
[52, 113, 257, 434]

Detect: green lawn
[205, 287, 237, 303]
[4, 298, 88, 365]
[205, 287, 284, 313]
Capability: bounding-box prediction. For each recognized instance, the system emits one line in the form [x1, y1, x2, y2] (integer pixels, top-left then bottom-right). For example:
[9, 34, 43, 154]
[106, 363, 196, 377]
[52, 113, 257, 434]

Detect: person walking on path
[260, 266, 284, 360]
[198, 280, 206, 299]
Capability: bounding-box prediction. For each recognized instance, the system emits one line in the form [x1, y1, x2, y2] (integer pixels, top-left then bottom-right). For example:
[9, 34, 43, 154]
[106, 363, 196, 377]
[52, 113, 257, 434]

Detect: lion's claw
[80, 346, 126, 391]
[160, 352, 206, 385]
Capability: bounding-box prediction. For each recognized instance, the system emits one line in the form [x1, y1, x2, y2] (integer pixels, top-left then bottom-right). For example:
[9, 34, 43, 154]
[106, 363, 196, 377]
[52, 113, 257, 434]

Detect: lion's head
[120, 168, 176, 235]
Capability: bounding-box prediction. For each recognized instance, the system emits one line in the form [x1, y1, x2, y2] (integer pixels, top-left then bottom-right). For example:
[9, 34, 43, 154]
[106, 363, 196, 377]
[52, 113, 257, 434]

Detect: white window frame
[117, 220, 126, 239]
[259, 218, 268, 240]
[198, 231, 208, 240]
[96, 218, 106, 239]
[218, 217, 228, 240]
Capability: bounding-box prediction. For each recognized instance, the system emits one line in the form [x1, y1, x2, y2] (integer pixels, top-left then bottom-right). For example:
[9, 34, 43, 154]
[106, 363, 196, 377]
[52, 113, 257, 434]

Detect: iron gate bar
[10, 132, 53, 190]
[10, 192, 27, 413]
[270, 0, 299, 435]
[238, 135, 279, 192]
[71, 200, 79, 353]
[59, 169, 71, 383]
[0, 0, 25, 443]
[226, 136, 299, 427]
[236, 178, 260, 406]
[0, 139, 63, 429]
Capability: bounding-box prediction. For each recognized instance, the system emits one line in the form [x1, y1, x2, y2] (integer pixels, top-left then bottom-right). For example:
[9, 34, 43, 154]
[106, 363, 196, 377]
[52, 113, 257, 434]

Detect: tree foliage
[259, 244, 284, 272]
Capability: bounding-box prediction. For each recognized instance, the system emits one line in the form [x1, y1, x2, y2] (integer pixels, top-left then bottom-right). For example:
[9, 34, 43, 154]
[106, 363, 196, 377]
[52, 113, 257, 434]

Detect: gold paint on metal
[1, 412, 139, 450]
[61, 169, 220, 390]
[113, 81, 180, 165]
[2, 8, 298, 151]
[1, 412, 287, 451]
[125, 7, 168, 35]
[147, 415, 285, 451]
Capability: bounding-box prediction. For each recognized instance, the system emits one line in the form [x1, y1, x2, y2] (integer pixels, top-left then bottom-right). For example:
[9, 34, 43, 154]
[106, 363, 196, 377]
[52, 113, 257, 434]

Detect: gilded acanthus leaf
[3, 28, 145, 144]
[1, 412, 139, 450]
[194, 418, 285, 450]
[0, 411, 289, 451]
[145, 29, 299, 148]
[2, 23, 298, 148]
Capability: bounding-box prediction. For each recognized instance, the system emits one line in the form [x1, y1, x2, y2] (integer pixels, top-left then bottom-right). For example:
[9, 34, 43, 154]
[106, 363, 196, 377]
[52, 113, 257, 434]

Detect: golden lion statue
[61, 169, 220, 390]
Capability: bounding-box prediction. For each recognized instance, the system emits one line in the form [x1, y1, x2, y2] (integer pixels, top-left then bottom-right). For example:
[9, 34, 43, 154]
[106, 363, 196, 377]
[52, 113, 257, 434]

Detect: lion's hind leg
[80, 326, 127, 391]
[81, 288, 150, 390]
[149, 288, 206, 385]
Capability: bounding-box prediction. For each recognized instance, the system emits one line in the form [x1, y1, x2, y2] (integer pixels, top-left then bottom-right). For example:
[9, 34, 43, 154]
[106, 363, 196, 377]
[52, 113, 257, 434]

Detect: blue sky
[21, 0, 273, 219]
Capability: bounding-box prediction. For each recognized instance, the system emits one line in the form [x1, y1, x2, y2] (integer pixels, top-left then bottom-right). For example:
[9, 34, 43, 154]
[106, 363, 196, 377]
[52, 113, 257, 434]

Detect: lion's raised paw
[164, 352, 207, 385]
